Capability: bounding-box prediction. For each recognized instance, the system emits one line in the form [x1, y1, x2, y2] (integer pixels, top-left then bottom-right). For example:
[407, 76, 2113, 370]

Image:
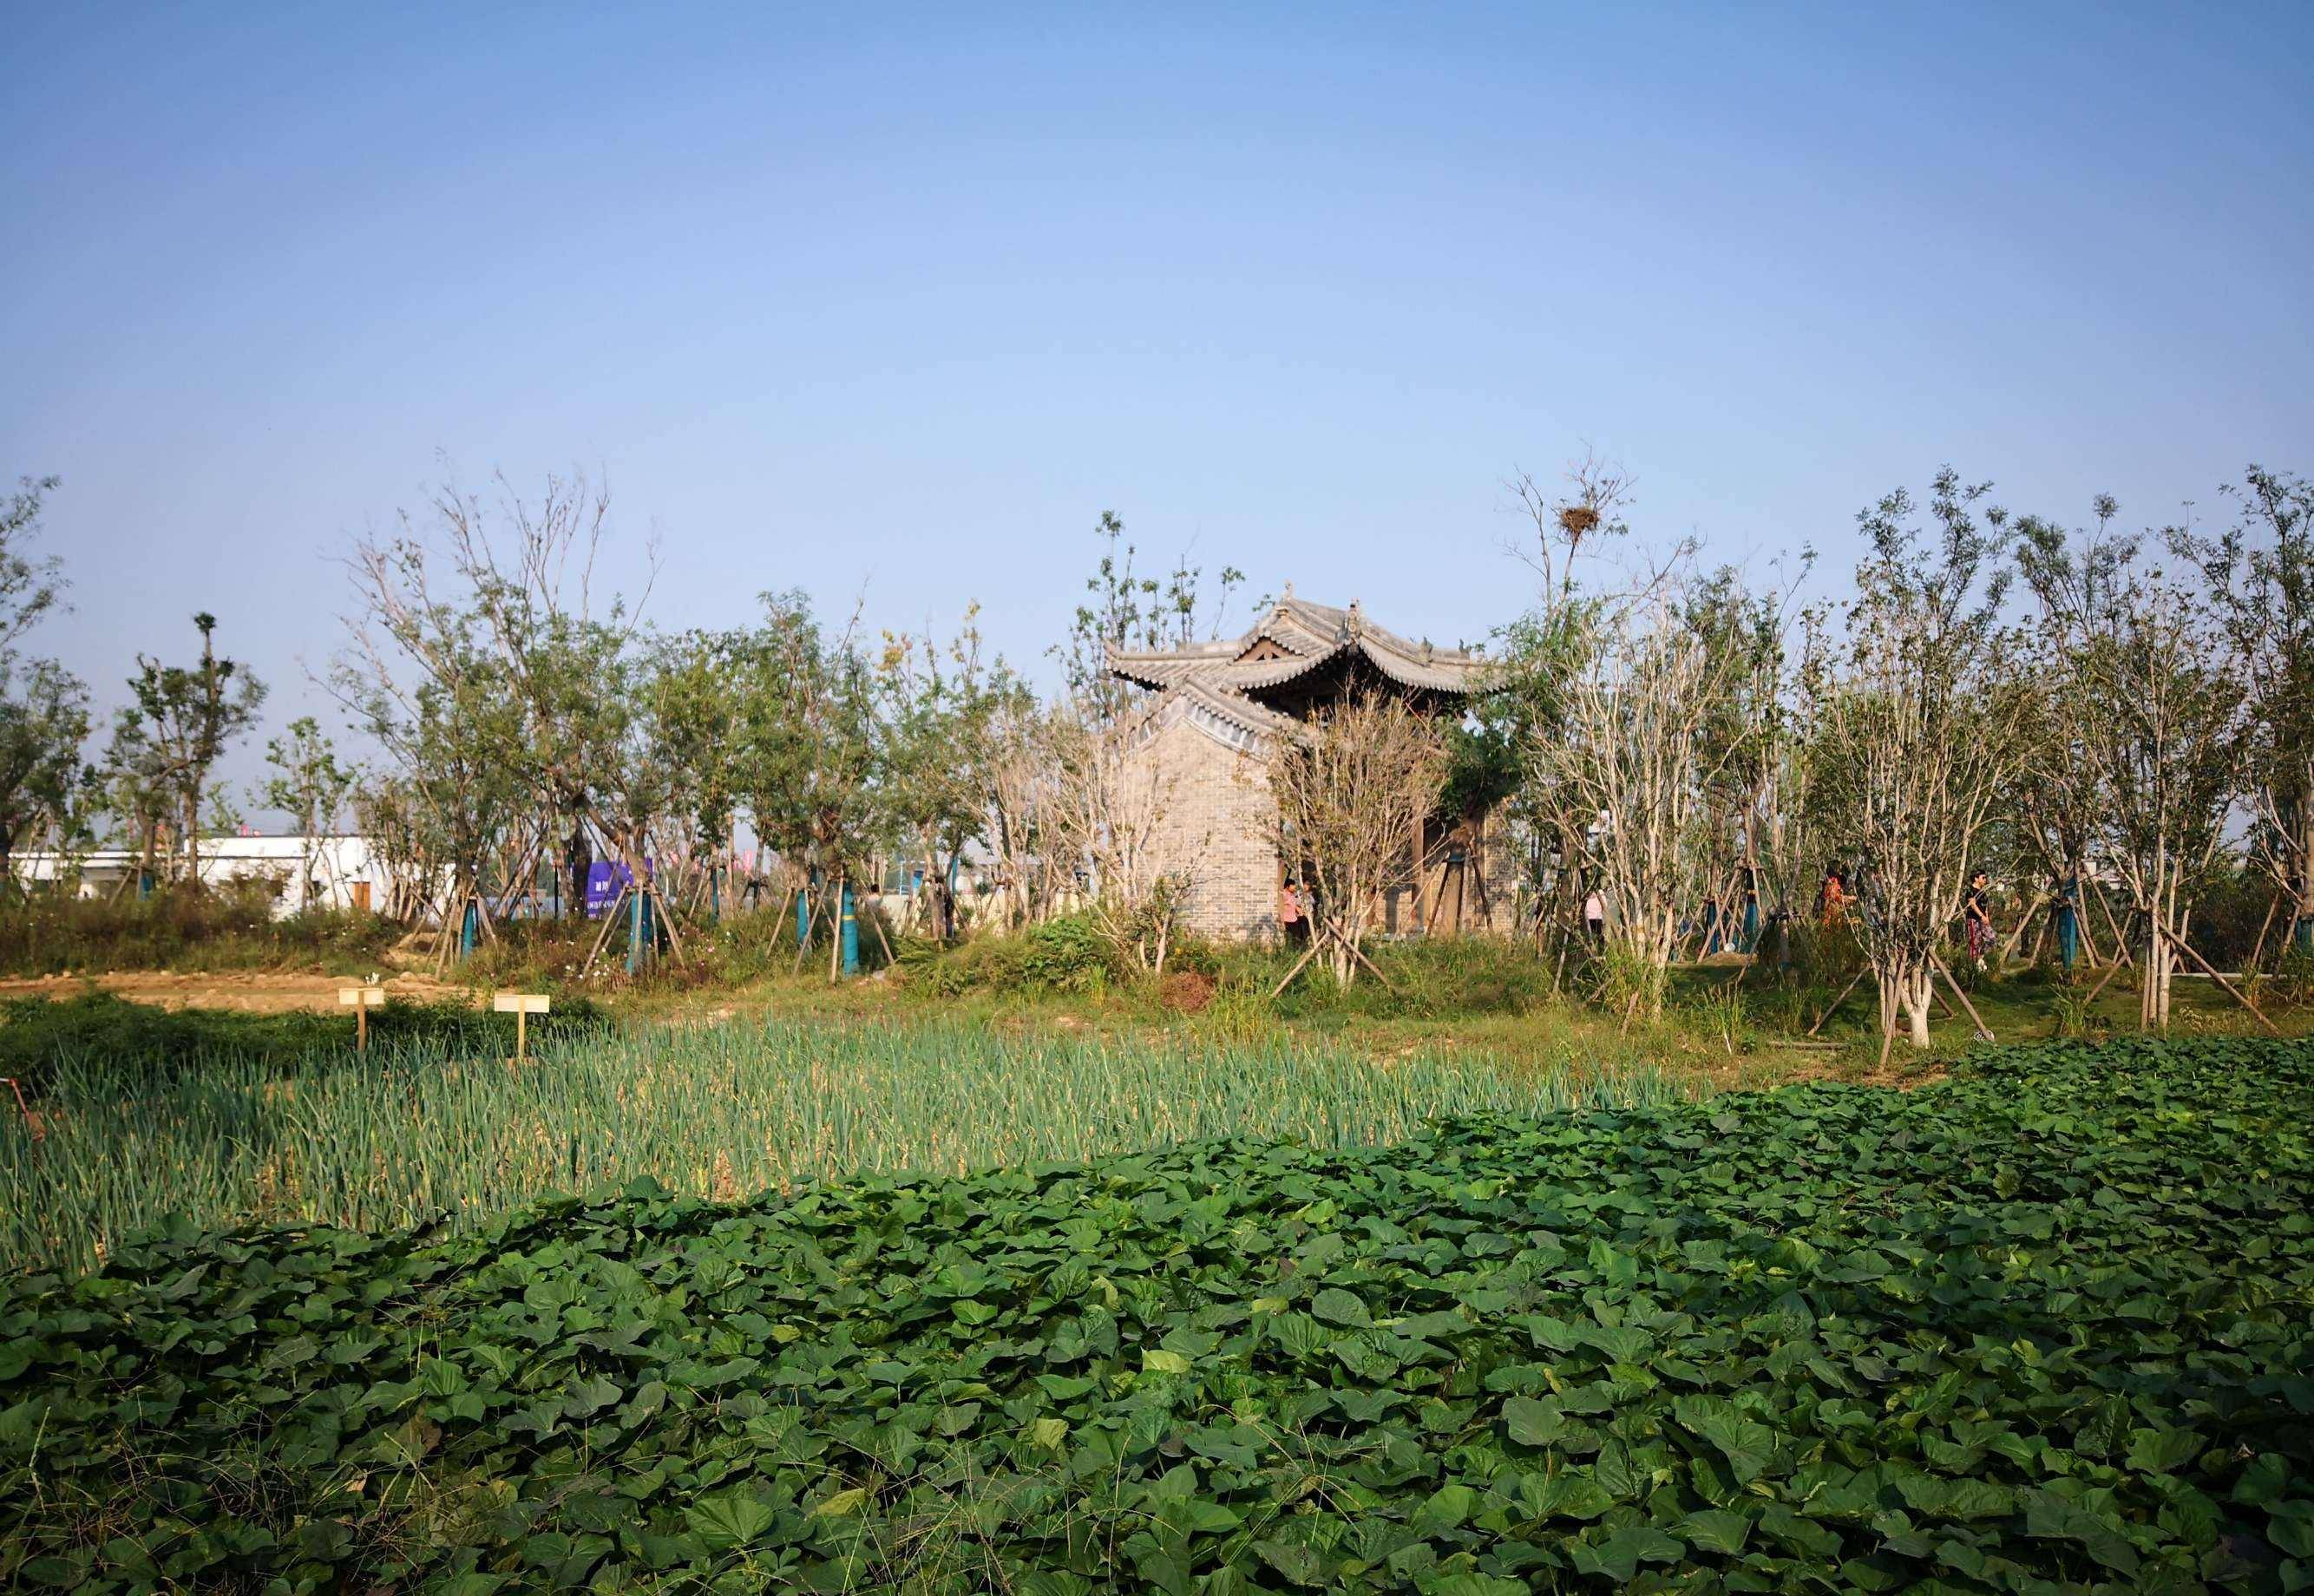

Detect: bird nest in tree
[1558, 505, 1601, 537]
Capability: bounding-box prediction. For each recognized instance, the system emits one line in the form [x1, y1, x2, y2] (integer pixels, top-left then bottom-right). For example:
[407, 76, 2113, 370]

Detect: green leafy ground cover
[3, 1037, 2310, 1593]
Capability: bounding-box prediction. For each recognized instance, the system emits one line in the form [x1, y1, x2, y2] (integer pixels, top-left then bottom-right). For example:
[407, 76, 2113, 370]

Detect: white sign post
[338, 984, 386, 1050]
[493, 992, 550, 1063]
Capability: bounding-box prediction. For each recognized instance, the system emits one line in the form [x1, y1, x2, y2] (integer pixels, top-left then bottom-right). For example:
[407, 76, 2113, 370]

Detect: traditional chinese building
[1107, 591, 1511, 941]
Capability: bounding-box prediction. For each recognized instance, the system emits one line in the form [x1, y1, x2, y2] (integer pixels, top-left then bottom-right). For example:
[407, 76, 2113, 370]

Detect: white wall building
[10, 834, 390, 919]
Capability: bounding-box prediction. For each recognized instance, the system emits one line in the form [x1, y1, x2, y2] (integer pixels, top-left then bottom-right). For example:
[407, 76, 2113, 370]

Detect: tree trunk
[1878, 963, 1934, 1049]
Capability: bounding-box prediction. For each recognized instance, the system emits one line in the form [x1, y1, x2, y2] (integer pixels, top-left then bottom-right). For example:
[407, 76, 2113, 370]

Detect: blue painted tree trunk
[840, 883, 860, 976]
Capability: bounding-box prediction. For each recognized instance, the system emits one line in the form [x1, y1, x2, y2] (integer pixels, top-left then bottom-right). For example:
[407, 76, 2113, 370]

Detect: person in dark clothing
[1963, 869, 1994, 964]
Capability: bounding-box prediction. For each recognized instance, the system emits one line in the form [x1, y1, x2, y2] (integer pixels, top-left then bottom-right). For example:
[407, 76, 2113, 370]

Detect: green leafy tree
[1816, 469, 2030, 1050]
[123, 613, 269, 886]
[876, 609, 1004, 939]
[1054, 510, 1244, 728]
[341, 470, 668, 952]
[0, 475, 68, 651]
[259, 716, 357, 907]
[0, 477, 89, 886]
[643, 626, 751, 904]
[97, 708, 172, 891]
[0, 659, 93, 882]
[737, 592, 882, 952]
[2175, 466, 2314, 958]
[2017, 497, 2249, 1028]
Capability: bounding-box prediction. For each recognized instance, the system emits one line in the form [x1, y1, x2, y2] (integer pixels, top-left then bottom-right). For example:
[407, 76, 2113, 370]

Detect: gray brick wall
[1129, 701, 1521, 944]
[1135, 709, 1280, 940]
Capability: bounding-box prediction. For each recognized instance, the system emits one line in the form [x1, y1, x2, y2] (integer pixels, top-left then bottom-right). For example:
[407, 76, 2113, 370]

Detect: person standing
[1819, 867, 1851, 929]
[1583, 886, 1605, 944]
[1280, 877, 1306, 944]
[1963, 869, 1994, 965]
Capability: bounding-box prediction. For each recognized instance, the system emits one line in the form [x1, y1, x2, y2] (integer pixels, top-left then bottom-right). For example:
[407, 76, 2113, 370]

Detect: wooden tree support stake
[580, 883, 630, 977]
[1807, 965, 1870, 1037]
[1928, 951, 1995, 1043]
[2153, 919, 2281, 1035]
[1268, 941, 1320, 999]
[2081, 958, 2127, 1006]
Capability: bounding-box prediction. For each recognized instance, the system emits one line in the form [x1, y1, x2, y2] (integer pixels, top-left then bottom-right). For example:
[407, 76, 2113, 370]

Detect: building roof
[1108, 592, 1489, 743]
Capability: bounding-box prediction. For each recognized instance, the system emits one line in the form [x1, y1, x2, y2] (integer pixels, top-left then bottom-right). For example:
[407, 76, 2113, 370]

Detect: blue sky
[4, 3, 2310, 814]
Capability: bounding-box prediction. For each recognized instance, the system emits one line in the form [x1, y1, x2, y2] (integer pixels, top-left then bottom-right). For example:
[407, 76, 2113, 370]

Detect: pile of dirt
[1159, 970, 1216, 1014]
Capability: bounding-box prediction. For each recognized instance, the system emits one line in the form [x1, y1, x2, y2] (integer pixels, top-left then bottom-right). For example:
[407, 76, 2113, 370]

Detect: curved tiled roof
[1108, 595, 1488, 747]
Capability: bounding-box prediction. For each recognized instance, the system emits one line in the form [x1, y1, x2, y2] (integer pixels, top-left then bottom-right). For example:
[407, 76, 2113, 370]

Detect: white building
[10, 834, 390, 919]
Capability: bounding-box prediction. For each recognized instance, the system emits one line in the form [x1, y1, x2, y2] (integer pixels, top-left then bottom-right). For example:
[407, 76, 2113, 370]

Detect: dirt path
[0, 970, 477, 1014]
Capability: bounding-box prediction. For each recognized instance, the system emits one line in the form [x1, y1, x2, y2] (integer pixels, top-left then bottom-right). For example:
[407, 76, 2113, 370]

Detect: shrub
[898, 914, 1116, 998]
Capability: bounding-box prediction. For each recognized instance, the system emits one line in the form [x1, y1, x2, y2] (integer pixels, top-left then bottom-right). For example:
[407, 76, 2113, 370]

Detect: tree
[1053, 510, 1244, 729]
[876, 611, 1002, 939]
[1816, 470, 2029, 1050]
[0, 476, 68, 653]
[350, 772, 436, 922]
[2176, 467, 2314, 960]
[97, 709, 171, 893]
[642, 626, 751, 911]
[0, 477, 88, 886]
[2017, 498, 2247, 1028]
[259, 716, 357, 907]
[341, 469, 666, 957]
[0, 660, 92, 882]
[1490, 452, 1638, 958]
[974, 671, 1062, 930]
[1530, 580, 1766, 1016]
[1260, 694, 1449, 985]
[1046, 698, 1202, 976]
[735, 592, 882, 958]
[124, 612, 267, 886]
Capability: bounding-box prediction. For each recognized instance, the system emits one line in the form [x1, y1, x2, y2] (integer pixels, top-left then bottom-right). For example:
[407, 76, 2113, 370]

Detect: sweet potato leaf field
[3, 1036, 2311, 1593]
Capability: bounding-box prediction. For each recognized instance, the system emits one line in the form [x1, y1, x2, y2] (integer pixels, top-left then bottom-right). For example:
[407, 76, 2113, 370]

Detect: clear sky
[4, 3, 2309, 817]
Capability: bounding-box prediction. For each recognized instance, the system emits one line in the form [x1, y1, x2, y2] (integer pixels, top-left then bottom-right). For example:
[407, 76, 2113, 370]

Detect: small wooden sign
[493, 992, 550, 1062]
[339, 984, 386, 1050]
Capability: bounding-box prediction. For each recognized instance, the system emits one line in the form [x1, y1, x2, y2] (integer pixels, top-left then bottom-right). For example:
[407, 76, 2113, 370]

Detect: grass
[0, 991, 611, 1096]
[0, 884, 403, 977]
[0, 1013, 1689, 1274]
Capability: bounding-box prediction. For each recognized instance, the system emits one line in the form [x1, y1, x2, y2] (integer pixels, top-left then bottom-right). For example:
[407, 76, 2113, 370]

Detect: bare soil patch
[0, 970, 475, 1014]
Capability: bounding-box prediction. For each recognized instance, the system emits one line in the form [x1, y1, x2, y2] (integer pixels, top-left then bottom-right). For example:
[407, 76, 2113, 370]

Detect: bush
[898, 913, 1116, 998]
